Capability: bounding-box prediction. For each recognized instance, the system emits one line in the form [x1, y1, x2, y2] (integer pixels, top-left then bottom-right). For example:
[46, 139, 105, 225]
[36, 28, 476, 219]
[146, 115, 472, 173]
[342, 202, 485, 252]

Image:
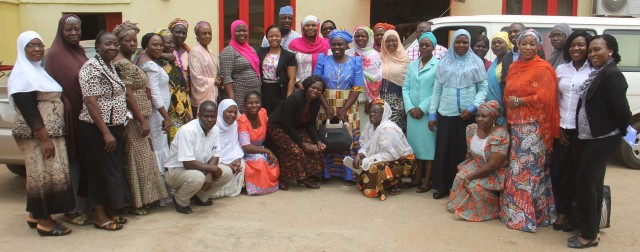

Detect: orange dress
[237, 108, 280, 195]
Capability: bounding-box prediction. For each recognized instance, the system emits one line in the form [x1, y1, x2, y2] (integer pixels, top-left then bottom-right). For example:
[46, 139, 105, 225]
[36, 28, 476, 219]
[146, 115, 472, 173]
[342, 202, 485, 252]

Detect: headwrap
[279, 6, 293, 15]
[44, 14, 88, 160]
[436, 29, 486, 89]
[349, 25, 382, 100]
[491, 31, 513, 51]
[112, 20, 140, 40]
[479, 100, 503, 119]
[373, 23, 396, 31]
[548, 23, 573, 69]
[229, 20, 260, 78]
[380, 30, 410, 85]
[328, 29, 353, 44]
[168, 18, 189, 30]
[194, 21, 211, 35]
[517, 28, 543, 46]
[155, 28, 172, 38]
[215, 99, 245, 164]
[65, 15, 79, 23]
[8, 31, 63, 108]
[288, 15, 329, 70]
[418, 32, 437, 47]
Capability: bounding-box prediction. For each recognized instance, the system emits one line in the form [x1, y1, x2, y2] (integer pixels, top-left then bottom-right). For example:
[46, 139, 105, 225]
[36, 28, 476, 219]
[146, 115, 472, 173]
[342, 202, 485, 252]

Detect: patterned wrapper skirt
[317, 89, 361, 180]
[357, 156, 416, 200]
[123, 118, 169, 208]
[17, 137, 75, 219]
[267, 126, 324, 180]
[499, 122, 556, 232]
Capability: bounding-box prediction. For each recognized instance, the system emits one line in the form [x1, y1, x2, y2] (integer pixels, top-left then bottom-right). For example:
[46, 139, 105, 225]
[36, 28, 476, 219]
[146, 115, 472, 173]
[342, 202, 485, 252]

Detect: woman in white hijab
[211, 99, 245, 198]
[8, 31, 74, 236]
[354, 99, 416, 201]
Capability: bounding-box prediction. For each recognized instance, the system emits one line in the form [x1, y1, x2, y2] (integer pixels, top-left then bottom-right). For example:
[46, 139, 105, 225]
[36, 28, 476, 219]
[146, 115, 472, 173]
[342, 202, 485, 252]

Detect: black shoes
[567, 235, 599, 249]
[175, 203, 193, 214]
[191, 196, 214, 206]
[432, 190, 449, 199]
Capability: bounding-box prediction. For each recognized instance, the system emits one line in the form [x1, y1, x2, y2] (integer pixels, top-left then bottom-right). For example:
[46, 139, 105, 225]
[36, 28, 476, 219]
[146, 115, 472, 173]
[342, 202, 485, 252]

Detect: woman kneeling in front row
[447, 100, 509, 221]
[354, 99, 416, 201]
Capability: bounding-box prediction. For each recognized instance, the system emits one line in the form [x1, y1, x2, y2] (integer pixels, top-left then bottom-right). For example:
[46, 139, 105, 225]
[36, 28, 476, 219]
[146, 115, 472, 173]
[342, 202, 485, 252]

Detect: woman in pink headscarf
[288, 15, 330, 87]
[220, 20, 262, 112]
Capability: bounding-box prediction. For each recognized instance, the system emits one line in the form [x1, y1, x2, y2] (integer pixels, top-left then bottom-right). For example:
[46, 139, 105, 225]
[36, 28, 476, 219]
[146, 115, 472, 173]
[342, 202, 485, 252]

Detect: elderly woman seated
[354, 99, 416, 201]
[447, 100, 509, 221]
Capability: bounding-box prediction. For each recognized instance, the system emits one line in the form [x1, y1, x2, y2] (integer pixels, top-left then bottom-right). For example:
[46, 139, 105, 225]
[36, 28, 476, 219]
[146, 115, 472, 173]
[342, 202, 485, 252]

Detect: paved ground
[0, 161, 638, 251]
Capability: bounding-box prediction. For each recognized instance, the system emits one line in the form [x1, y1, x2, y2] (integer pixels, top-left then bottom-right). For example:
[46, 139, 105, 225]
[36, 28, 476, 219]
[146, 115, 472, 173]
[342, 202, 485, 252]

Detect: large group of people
[7, 6, 631, 249]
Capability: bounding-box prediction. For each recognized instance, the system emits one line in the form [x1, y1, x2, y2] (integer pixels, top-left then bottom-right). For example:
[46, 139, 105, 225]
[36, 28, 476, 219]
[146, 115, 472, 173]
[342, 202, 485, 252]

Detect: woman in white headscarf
[9, 31, 74, 236]
[212, 99, 245, 198]
[354, 99, 415, 201]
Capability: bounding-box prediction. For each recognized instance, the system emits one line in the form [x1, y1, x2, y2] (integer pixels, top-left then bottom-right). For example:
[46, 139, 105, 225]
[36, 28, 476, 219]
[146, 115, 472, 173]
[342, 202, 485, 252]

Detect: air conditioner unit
[592, 0, 640, 16]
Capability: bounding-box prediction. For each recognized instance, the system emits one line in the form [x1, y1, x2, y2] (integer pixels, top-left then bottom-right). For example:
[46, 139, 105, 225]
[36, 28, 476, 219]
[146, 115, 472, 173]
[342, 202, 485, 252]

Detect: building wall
[296, 0, 371, 32]
[450, 0, 502, 16]
[0, 0, 20, 64]
[16, 0, 219, 53]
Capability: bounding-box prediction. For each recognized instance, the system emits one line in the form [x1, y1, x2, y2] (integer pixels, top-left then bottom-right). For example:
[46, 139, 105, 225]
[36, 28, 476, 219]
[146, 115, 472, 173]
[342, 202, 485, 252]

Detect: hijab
[547, 23, 572, 69]
[350, 25, 382, 100]
[229, 20, 260, 78]
[436, 29, 486, 89]
[215, 99, 244, 164]
[361, 99, 413, 171]
[8, 31, 62, 108]
[419, 32, 437, 48]
[491, 31, 513, 51]
[288, 15, 329, 70]
[372, 23, 396, 52]
[380, 30, 410, 85]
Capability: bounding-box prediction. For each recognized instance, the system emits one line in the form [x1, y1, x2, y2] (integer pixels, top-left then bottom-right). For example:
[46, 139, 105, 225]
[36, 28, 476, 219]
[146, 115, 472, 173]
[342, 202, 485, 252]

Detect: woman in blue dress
[314, 30, 364, 185]
[401, 32, 439, 192]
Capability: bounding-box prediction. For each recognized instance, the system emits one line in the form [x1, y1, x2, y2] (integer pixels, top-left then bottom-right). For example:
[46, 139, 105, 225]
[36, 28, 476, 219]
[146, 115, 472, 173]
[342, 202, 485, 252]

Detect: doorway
[370, 0, 450, 43]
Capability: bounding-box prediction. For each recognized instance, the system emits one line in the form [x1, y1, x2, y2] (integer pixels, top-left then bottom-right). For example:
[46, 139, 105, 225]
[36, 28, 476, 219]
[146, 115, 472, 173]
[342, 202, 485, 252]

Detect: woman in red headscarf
[288, 15, 330, 85]
[372, 23, 396, 52]
[220, 20, 262, 112]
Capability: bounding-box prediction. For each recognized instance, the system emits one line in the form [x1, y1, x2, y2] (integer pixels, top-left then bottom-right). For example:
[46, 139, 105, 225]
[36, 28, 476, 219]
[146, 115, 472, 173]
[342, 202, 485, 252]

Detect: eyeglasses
[25, 43, 45, 49]
[549, 34, 566, 39]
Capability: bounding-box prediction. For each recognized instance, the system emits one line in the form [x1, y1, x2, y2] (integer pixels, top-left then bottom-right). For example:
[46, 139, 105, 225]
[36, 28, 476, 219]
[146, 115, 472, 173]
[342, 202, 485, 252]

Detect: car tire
[6, 165, 26, 177]
[620, 121, 640, 170]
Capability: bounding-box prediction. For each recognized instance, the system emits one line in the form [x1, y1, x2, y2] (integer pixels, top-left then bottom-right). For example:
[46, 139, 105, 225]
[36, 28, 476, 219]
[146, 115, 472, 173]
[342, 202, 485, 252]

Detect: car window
[604, 29, 640, 72]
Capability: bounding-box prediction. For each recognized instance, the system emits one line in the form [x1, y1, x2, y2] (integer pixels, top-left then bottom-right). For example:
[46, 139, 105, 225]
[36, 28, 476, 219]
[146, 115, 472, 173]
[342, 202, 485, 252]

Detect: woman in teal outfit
[402, 32, 438, 192]
[485, 32, 512, 126]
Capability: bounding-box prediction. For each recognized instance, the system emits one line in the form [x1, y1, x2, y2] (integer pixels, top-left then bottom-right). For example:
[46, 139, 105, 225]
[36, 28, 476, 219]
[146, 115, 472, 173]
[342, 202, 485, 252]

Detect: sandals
[296, 179, 320, 189]
[416, 185, 432, 193]
[93, 221, 123, 231]
[64, 213, 92, 226]
[111, 216, 128, 225]
[37, 223, 72, 236]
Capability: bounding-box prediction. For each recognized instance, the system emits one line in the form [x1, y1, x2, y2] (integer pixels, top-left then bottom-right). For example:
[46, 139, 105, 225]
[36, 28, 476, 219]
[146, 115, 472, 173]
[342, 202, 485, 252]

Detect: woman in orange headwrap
[372, 23, 396, 52]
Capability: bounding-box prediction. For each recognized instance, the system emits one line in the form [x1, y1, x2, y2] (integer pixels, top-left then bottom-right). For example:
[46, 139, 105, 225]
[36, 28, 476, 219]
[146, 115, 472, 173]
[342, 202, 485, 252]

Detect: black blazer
[577, 63, 631, 137]
[258, 46, 296, 92]
[269, 90, 321, 147]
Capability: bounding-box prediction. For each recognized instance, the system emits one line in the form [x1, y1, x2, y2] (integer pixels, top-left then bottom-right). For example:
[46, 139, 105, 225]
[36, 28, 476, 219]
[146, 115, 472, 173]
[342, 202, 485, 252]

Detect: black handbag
[319, 120, 353, 152]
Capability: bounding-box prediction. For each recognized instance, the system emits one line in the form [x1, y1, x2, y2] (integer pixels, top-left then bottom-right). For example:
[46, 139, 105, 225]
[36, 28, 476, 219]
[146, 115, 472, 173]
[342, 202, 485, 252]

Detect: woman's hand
[230, 158, 242, 175]
[335, 108, 348, 121]
[40, 138, 56, 159]
[302, 142, 317, 153]
[410, 108, 424, 119]
[460, 109, 473, 120]
[428, 121, 438, 132]
[140, 120, 151, 138]
[506, 96, 522, 109]
[559, 128, 569, 146]
[103, 132, 117, 152]
[317, 141, 327, 152]
[162, 118, 171, 133]
[296, 81, 304, 90]
[266, 150, 278, 165]
[215, 77, 222, 88]
[353, 153, 365, 169]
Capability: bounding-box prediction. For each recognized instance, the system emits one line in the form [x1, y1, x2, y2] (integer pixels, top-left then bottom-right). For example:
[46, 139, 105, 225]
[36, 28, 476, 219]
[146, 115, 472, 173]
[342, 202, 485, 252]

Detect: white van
[425, 15, 640, 169]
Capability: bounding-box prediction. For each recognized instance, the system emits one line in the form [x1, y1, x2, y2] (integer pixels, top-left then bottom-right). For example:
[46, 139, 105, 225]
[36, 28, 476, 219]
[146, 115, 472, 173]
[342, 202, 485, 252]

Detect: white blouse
[555, 61, 593, 129]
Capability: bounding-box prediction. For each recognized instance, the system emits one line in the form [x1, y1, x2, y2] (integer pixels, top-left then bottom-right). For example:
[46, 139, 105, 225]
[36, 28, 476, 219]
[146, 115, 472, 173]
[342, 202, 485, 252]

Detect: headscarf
[351, 25, 382, 100]
[517, 28, 543, 47]
[194, 21, 210, 34]
[372, 23, 396, 52]
[229, 20, 260, 78]
[8, 31, 62, 108]
[288, 15, 329, 70]
[478, 100, 503, 119]
[112, 21, 140, 40]
[328, 29, 353, 44]
[436, 29, 486, 89]
[168, 18, 189, 30]
[361, 99, 413, 171]
[215, 99, 245, 164]
[155, 28, 172, 38]
[491, 31, 513, 51]
[380, 30, 410, 85]
[419, 32, 437, 47]
[547, 23, 572, 69]
[44, 14, 88, 160]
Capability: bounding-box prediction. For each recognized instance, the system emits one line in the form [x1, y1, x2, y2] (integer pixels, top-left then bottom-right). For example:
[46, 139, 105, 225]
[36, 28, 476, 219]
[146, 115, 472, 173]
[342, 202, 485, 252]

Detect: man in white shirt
[405, 21, 448, 61]
[261, 6, 301, 52]
[164, 101, 234, 214]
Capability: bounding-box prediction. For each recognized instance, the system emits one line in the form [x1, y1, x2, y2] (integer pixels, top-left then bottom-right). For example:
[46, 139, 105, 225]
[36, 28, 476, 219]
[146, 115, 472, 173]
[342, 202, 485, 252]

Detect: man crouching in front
[163, 101, 233, 214]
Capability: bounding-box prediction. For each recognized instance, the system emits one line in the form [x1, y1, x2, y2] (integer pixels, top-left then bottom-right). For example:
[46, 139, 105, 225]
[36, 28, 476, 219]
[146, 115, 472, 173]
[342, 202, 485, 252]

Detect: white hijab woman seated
[354, 99, 416, 200]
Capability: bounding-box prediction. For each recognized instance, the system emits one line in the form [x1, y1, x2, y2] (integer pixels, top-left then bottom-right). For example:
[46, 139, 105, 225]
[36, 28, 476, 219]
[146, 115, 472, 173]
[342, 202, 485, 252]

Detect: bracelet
[514, 97, 519, 107]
